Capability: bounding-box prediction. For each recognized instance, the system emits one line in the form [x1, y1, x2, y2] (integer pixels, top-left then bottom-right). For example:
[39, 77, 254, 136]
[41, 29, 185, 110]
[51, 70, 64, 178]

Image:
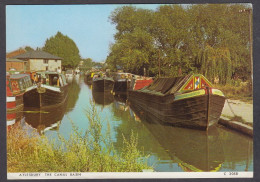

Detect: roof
[6, 58, 26, 62]
[10, 74, 30, 79]
[36, 71, 61, 75]
[139, 74, 214, 95]
[6, 48, 26, 58]
[12, 50, 62, 60]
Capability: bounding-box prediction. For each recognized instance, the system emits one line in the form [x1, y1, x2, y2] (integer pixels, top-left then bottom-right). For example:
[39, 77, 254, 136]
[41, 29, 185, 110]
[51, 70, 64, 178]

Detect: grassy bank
[214, 83, 252, 103]
[7, 104, 151, 172]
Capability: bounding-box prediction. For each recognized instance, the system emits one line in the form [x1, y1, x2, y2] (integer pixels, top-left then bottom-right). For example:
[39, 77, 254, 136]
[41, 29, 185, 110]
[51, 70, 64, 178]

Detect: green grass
[214, 83, 253, 103]
[7, 103, 152, 172]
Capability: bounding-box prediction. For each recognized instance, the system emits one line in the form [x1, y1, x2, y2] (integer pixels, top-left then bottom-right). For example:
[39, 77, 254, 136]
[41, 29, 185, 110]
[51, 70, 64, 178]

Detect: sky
[6, 4, 161, 62]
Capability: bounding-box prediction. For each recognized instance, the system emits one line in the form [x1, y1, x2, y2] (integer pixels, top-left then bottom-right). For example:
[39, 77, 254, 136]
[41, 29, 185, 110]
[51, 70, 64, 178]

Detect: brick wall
[6, 62, 25, 71]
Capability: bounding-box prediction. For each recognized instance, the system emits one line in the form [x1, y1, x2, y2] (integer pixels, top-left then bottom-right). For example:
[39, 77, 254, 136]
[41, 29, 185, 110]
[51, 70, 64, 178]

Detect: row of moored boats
[7, 70, 226, 131]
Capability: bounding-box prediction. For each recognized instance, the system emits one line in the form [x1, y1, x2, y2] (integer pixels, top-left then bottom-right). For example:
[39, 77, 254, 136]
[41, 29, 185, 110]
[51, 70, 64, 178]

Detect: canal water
[22, 76, 253, 172]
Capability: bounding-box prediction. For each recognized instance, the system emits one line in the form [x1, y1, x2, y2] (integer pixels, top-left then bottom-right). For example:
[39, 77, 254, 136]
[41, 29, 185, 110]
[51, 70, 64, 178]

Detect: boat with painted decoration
[23, 71, 68, 108]
[129, 75, 153, 91]
[128, 74, 225, 130]
[6, 73, 33, 126]
[84, 71, 96, 85]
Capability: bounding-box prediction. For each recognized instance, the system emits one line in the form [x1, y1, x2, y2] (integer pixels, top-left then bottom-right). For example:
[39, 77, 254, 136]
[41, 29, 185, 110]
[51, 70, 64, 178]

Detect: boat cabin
[34, 72, 67, 87]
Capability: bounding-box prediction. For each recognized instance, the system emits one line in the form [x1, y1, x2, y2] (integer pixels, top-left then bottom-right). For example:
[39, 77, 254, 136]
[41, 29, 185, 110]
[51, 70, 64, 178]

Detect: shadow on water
[92, 91, 114, 106]
[65, 78, 81, 113]
[23, 100, 67, 135]
[127, 101, 253, 172]
[19, 76, 253, 172]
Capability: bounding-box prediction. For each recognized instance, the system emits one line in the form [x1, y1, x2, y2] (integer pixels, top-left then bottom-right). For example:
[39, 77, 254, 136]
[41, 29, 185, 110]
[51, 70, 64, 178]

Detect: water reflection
[18, 76, 253, 172]
[65, 78, 81, 113]
[24, 100, 67, 135]
[92, 91, 114, 106]
[128, 102, 253, 172]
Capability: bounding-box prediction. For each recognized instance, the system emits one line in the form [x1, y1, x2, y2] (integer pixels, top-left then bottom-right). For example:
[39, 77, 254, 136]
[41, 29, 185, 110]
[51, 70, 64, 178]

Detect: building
[12, 50, 62, 72]
[6, 48, 27, 58]
[6, 58, 27, 72]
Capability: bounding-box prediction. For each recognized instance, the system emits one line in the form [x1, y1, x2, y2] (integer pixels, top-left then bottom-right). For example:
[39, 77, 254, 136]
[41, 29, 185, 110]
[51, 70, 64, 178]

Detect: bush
[7, 103, 151, 172]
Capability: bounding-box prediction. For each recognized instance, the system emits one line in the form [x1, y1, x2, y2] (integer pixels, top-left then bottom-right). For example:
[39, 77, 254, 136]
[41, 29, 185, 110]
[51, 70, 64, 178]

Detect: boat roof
[36, 71, 61, 75]
[139, 74, 213, 95]
[9, 74, 30, 79]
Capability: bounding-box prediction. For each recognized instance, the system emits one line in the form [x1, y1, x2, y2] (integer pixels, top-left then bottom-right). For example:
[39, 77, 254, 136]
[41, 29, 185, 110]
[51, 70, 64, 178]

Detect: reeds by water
[7, 102, 151, 172]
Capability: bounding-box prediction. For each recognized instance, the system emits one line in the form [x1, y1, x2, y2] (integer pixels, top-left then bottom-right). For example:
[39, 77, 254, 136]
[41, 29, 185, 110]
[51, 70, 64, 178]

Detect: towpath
[221, 99, 253, 124]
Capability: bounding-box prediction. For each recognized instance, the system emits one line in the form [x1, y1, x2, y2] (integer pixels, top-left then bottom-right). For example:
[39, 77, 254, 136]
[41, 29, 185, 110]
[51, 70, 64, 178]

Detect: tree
[24, 46, 34, 52]
[42, 32, 81, 68]
[107, 4, 251, 83]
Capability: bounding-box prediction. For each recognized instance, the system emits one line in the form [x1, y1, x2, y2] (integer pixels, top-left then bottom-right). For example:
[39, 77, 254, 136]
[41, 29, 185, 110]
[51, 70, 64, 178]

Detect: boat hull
[113, 80, 129, 93]
[92, 79, 114, 92]
[128, 89, 225, 130]
[23, 85, 68, 108]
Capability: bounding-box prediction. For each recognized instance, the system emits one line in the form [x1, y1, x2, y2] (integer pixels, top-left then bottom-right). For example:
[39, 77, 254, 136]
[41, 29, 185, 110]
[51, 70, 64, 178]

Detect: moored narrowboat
[23, 71, 68, 108]
[92, 73, 115, 92]
[112, 72, 131, 94]
[84, 71, 96, 85]
[128, 74, 226, 130]
[6, 73, 33, 127]
[129, 75, 153, 90]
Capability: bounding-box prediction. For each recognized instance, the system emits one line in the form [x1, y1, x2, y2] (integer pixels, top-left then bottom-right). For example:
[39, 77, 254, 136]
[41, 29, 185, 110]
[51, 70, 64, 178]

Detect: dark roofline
[12, 50, 63, 60]
[6, 58, 27, 62]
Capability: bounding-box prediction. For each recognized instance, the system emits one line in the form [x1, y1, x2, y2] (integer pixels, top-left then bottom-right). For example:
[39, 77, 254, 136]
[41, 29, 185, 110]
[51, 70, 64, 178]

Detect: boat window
[49, 74, 59, 86]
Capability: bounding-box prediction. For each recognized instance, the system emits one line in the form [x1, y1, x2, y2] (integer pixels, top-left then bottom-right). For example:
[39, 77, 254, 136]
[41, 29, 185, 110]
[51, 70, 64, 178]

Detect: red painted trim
[7, 101, 16, 109]
[7, 113, 16, 120]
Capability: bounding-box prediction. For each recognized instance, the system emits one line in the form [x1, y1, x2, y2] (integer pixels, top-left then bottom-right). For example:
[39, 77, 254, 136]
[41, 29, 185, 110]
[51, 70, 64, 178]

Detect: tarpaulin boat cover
[140, 74, 191, 95]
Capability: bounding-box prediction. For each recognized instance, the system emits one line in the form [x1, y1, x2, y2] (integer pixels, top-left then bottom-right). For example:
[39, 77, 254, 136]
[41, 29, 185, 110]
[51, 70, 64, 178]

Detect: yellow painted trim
[174, 89, 205, 101]
[212, 89, 225, 97]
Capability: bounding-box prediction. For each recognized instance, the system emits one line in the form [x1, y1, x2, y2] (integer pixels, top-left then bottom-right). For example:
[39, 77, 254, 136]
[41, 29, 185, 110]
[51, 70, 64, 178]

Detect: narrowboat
[112, 72, 131, 94]
[92, 73, 115, 92]
[23, 71, 68, 108]
[6, 73, 33, 126]
[128, 74, 226, 130]
[129, 75, 153, 90]
[84, 71, 95, 85]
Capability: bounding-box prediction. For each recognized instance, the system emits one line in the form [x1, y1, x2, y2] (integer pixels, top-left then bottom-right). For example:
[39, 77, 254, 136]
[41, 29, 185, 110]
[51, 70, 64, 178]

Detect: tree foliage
[106, 4, 251, 84]
[24, 46, 34, 52]
[43, 32, 81, 68]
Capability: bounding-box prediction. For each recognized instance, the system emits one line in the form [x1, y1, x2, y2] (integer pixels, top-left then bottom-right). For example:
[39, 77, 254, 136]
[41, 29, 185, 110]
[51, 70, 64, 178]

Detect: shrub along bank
[7, 105, 151, 172]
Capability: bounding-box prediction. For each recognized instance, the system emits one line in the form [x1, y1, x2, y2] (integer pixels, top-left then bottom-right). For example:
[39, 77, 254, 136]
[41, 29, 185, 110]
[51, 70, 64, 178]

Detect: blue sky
[6, 4, 161, 62]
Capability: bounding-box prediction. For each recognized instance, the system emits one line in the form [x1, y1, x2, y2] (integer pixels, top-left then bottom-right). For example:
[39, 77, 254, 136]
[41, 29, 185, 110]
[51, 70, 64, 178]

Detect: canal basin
[21, 76, 253, 172]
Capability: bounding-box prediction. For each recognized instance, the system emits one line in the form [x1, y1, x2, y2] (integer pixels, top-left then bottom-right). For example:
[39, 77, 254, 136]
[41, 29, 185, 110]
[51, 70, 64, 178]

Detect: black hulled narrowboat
[128, 74, 226, 130]
[112, 72, 131, 94]
[23, 72, 68, 108]
[92, 73, 115, 92]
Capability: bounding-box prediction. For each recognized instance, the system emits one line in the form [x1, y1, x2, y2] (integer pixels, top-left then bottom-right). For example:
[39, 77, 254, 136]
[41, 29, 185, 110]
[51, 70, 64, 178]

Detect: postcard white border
[7, 172, 253, 179]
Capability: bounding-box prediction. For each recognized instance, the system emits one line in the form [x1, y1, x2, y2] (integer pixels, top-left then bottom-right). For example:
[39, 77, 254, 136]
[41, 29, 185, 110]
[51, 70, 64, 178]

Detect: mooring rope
[226, 99, 237, 116]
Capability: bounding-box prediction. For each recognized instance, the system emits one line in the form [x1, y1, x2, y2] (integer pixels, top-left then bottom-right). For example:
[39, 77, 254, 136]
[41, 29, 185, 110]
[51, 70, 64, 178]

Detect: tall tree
[107, 4, 251, 83]
[43, 32, 81, 68]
